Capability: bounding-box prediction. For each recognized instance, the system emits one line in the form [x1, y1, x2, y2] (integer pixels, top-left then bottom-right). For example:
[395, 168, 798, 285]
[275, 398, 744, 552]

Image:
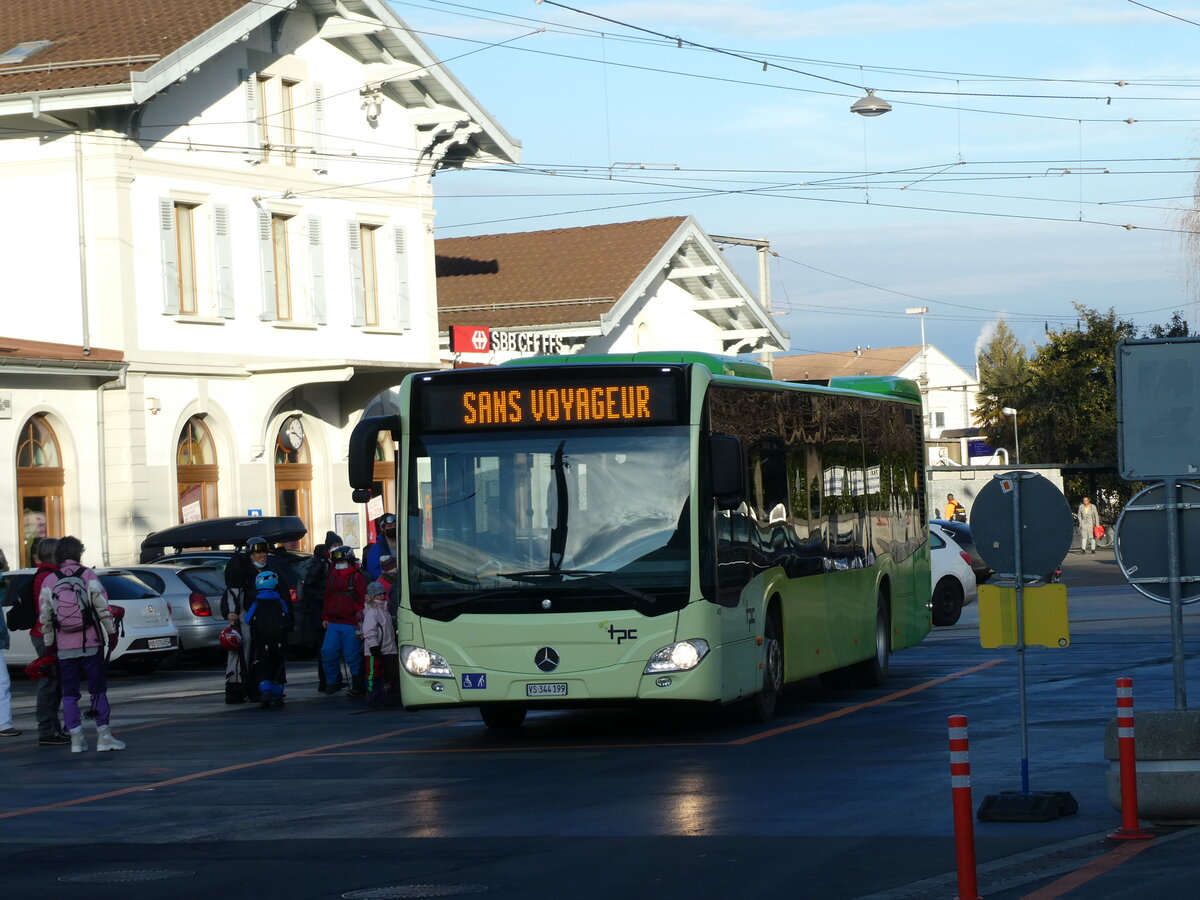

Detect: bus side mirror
[710, 434, 745, 511]
[348, 414, 401, 503]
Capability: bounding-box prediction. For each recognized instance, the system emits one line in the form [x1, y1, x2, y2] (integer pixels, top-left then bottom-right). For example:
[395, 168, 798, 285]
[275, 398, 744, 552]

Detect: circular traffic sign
[969, 471, 1074, 579]
[1114, 481, 1200, 604]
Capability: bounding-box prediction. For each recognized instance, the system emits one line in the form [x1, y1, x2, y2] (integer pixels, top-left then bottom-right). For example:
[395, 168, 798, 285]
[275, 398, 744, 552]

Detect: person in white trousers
[1078, 496, 1101, 554]
[0, 608, 21, 737]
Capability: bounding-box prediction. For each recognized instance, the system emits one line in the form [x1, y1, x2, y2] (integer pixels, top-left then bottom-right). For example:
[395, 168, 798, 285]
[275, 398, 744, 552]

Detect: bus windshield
[407, 427, 691, 618]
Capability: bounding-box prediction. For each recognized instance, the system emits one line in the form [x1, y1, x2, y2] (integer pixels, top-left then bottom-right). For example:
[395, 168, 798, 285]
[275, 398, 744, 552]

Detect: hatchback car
[930, 523, 978, 626]
[930, 517, 993, 584]
[1, 568, 180, 673]
[100, 564, 226, 652]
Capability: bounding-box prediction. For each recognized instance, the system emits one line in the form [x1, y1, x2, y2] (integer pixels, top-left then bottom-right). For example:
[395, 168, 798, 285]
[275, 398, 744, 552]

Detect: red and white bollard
[1108, 677, 1155, 840]
[948, 715, 981, 900]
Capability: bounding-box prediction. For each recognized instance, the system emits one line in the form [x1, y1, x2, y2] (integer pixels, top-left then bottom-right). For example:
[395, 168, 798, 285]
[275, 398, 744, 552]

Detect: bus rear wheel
[480, 704, 527, 730]
[852, 601, 890, 687]
[748, 608, 784, 722]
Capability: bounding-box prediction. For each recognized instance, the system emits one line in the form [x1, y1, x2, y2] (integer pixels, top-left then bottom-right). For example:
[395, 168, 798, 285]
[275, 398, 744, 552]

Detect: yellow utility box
[978, 583, 1070, 649]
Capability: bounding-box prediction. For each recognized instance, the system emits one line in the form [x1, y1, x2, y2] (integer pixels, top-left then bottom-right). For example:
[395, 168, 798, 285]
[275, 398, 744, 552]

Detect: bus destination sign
[417, 370, 684, 431]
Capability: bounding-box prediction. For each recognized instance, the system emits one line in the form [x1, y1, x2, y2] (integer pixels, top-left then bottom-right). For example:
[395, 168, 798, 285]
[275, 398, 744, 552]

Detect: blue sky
[391, 1, 1200, 373]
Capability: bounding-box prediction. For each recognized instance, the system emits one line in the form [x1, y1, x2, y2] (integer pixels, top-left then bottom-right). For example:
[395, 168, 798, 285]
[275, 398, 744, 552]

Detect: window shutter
[159, 198, 179, 315]
[393, 227, 410, 330]
[311, 82, 326, 158]
[308, 216, 326, 325]
[240, 69, 263, 162]
[258, 209, 277, 321]
[214, 204, 235, 318]
[348, 221, 365, 327]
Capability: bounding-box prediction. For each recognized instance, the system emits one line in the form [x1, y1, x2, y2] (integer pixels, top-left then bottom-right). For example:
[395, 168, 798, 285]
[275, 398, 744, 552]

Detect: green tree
[976, 317, 1030, 456]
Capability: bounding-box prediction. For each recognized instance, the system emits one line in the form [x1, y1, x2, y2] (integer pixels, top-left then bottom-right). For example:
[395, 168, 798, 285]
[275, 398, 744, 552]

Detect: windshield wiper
[426, 589, 518, 612]
[497, 569, 658, 605]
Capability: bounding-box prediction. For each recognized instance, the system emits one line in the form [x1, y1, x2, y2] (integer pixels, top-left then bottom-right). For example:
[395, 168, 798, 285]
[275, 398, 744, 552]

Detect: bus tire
[748, 605, 784, 722]
[853, 600, 890, 687]
[480, 704, 527, 729]
[931, 577, 964, 626]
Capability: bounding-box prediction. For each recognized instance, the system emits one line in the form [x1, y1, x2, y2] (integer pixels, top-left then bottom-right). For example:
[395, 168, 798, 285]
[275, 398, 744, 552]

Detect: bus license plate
[147, 638, 174, 649]
[526, 682, 567, 697]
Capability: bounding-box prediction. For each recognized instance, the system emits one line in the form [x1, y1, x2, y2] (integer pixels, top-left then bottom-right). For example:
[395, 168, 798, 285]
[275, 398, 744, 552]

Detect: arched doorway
[177, 416, 219, 522]
[16, 415, 65, 567]
[274, 415, 312, 550]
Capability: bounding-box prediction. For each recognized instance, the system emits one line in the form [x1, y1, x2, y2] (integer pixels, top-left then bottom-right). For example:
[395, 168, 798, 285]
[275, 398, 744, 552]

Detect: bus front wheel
[748, 608, 784, 722]
[480, 704, 527, 729]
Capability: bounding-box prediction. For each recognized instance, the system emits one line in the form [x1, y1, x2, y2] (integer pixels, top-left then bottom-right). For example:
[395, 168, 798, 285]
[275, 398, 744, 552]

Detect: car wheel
[123, 655, 162, 675]
[932, 577, 964, 626]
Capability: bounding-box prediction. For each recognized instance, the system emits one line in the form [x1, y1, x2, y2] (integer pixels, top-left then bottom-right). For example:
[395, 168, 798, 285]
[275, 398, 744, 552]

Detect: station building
[0, 0, 518, 565]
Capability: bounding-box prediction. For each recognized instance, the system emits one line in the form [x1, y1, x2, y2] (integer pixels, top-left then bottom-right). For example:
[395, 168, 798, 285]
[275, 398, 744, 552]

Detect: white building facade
[0, 0, 518, 565]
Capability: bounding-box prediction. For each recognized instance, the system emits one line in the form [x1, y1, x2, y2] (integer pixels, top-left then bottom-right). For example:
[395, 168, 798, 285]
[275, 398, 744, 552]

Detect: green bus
[348, 352, 931, 728]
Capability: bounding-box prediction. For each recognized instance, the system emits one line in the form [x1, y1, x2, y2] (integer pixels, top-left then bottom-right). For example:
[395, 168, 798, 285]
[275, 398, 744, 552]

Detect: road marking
[729, 658, 1005, 745]
[0, 719, 456, 820]
[1018, 837, 1158, 899]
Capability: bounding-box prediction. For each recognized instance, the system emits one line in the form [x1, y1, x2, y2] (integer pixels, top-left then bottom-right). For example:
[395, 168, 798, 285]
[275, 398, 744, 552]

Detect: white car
[930, 523, 978, 626]
[1, 568, 180, 674]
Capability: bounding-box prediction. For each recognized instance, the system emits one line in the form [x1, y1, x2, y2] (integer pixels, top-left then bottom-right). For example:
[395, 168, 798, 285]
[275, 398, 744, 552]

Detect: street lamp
[851, 89, 892, 117]
[1002, 406, 1019, 464]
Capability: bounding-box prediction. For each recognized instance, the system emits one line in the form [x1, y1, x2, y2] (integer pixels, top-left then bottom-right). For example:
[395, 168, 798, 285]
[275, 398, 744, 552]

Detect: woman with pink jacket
[38, 536, 126, 753]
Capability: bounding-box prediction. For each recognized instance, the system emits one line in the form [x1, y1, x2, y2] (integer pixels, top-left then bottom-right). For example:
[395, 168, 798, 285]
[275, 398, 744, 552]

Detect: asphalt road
[4, 552, 1200, 900]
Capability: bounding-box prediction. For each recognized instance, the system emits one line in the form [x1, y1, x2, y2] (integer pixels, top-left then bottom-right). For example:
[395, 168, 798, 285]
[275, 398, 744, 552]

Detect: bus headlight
[644, 639, 709, 674]
[399, 644, 454, 678]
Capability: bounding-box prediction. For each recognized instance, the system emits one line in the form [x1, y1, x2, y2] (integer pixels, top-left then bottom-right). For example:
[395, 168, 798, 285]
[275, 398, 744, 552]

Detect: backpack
[250, 595, 290, 644]
[5, 577, 37, 631]
[50, 572, 95, 635]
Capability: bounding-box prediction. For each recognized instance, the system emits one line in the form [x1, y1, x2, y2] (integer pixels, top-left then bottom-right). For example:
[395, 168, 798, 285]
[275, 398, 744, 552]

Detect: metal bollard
[1108, 677, 1154, 840]
[948, 715, 981, 900]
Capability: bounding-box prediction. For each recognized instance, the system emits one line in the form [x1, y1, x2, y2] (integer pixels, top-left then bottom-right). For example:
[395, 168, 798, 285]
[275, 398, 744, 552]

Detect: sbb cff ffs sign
[449, 325, 567, 355]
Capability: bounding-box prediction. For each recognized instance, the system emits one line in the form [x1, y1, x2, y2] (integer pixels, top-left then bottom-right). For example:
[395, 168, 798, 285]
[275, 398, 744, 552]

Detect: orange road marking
[730, 658, 1005, 745]
[0, 719, 456, 820]
[1018, 838, 1158, 899]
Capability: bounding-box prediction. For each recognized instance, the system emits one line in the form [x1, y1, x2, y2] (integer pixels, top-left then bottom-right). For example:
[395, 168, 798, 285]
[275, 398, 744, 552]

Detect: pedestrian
[0, 546, 9, 572]
[377, 554, 398, 617]
[363, 513, 396, 580]
[244, 570, 293, 709]
[296, 531, 341, 692]
[221, 535, 290, 701]
[0, 598, 19, 737]
[38, 536, 125, 753]
[30, 538, 69, 745]
[320, 544, 367, 695]
[1078, 496, 1101, 554]
[944, 493, 966, 522]
[361, 581, 401, 708]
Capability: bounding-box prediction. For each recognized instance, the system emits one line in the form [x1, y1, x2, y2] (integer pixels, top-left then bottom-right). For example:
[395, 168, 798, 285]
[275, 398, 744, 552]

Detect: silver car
[1, 568, 179, 674]
[103, 565, 227, 653]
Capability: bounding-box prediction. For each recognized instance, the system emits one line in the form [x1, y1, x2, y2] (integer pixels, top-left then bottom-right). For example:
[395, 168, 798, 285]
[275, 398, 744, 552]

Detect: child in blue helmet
[244, 570, 294, 709]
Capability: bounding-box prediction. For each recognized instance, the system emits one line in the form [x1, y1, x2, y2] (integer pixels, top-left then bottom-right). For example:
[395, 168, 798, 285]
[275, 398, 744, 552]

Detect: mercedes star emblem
[534, 647, 559, 672]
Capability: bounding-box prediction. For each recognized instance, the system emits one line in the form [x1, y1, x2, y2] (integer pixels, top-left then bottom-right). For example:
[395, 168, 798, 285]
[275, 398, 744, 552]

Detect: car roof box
[140, 516, 308, 562]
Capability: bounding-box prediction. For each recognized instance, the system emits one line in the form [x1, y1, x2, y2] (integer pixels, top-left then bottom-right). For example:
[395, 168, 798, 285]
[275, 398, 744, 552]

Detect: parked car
[1, 568, 180, 673]
[930, 524, 978, 626]
[101, 564, 227, 652]
[138, 516, 314, 648]
[930, 518, 993, 584]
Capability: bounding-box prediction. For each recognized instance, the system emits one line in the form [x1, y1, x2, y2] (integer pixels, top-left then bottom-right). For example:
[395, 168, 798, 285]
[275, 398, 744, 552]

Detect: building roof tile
[0, 0, 245, 96]
[773, 346, 922, 382]
[435, 217, 687, 328]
